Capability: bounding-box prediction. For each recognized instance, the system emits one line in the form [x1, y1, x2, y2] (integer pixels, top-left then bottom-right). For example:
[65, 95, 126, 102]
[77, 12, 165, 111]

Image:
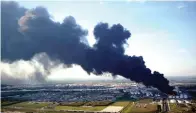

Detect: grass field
[129, 103, 157, 113]
[110, 101, 130, 107]
[137, 99, 153, 103]
[2, 100, 155, 113]
[121, 99, 156, 113]
[1, 101, 21, 106]
[59, 101, 86, 106]
[55, 105, 106, 111]
[84, 100, 112, 106]
[55, 101, 131, 112]
[2, 108, 73, 113]
[2, 101, 71, 113]
[6, 101, 51, 109]
[4, 99, 195, 113]
[121, 102, 134, 113]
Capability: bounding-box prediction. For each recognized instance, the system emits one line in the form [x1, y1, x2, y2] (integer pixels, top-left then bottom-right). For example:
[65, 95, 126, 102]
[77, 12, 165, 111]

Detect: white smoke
[0, 53, 66, 85]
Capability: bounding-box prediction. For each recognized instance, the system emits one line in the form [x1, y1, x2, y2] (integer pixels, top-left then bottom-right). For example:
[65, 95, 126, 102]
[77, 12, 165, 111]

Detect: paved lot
[101, 106, 123, 112]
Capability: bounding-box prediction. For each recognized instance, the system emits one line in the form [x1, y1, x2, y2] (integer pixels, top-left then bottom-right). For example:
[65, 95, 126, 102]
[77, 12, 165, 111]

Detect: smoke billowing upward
[1, 1, 174, 94]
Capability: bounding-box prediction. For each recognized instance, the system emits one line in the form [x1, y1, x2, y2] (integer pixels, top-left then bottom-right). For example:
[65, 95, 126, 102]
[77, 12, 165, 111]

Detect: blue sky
[13, 1, 196, 77]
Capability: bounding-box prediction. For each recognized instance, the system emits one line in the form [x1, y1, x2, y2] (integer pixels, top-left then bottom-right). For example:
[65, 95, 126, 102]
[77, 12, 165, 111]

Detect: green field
[3, 99, 195, 113]
[128, 103, 157, 113]
[84, 100, 112, 106]
[121, 99, 156, 113]
[55, 105, 106, 111]
[137, 99, 153, 103]
[1, 101, 21, 106]
[2, 101, 127, 112]
[2, 101, 70, 113]
[59, 101, 86, 106]
[2, 100, 149, 113]
[110, 101, 130, 106]
[121, 102, 134, 113]
[2, 108, 72, 113]
[8, 101, 51, 109]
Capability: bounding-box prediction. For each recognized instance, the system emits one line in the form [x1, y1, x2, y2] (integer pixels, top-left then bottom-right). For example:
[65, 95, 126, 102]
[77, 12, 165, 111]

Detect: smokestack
[1, 1, 174, 94]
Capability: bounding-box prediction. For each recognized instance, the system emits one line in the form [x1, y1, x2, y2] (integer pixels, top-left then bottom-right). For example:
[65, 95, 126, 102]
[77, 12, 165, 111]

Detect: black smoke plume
[1, 1, 174, 94]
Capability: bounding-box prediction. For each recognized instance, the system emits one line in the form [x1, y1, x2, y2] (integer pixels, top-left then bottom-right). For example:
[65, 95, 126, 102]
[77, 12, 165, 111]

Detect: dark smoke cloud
[1, 1, 174, 94]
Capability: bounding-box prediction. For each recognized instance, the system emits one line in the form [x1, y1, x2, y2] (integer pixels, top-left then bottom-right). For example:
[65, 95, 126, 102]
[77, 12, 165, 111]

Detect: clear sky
[7, 1, 196, 80]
